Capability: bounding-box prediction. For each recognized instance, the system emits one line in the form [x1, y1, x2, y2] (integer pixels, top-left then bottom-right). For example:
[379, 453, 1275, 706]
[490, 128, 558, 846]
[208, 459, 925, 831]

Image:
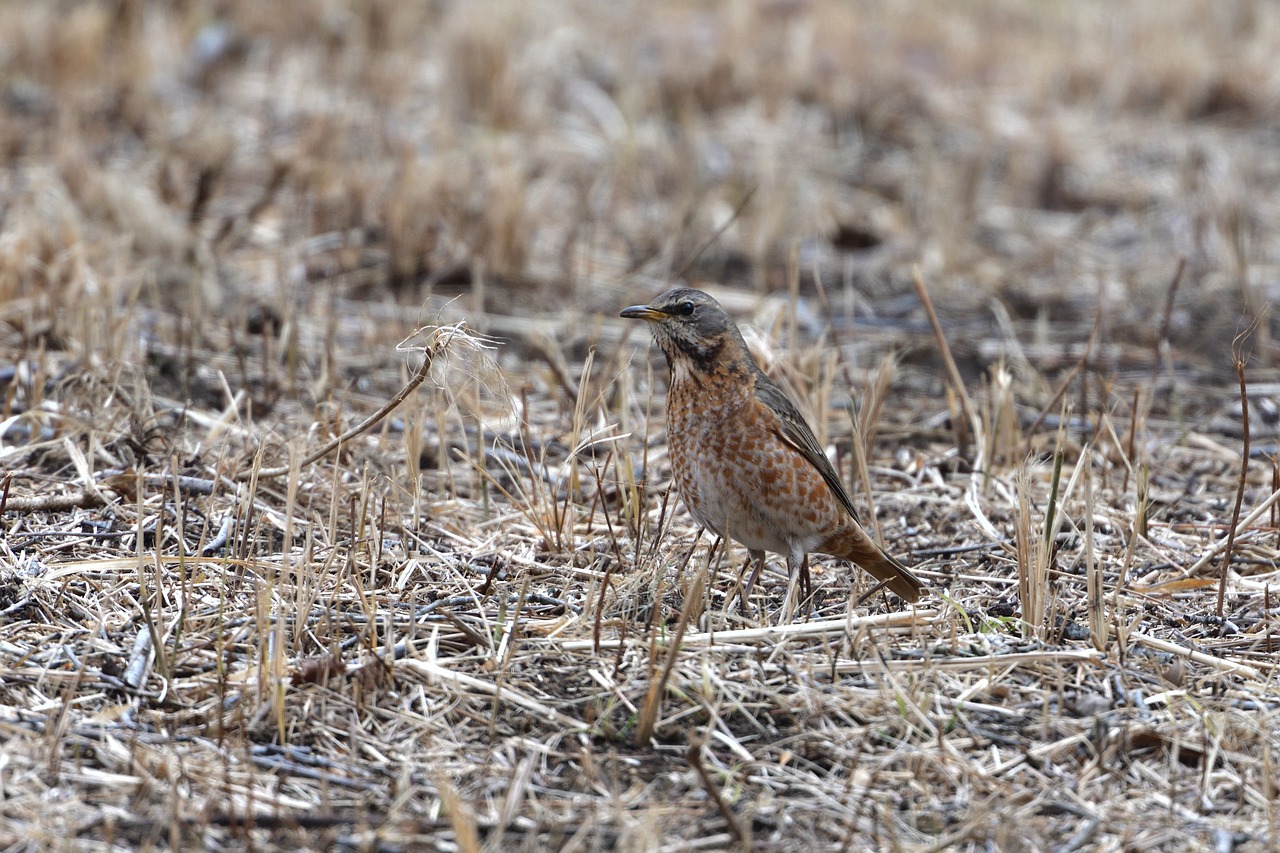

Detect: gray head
[619, 287, 749, 373]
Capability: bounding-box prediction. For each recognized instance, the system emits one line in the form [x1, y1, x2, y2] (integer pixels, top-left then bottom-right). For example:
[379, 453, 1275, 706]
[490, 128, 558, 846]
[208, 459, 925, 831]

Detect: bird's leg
[738, 549, 767, 616]
[731, 554, 753, 611]
[780, 550, 815, 622]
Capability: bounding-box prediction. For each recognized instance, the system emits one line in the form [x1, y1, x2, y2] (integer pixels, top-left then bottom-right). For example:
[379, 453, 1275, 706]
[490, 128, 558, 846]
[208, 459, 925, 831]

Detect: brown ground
[2, 1, 1279, 850]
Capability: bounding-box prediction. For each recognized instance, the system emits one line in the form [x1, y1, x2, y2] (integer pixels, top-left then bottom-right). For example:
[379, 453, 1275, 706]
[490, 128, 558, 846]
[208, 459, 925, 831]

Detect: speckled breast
[665, 367, 841, 557]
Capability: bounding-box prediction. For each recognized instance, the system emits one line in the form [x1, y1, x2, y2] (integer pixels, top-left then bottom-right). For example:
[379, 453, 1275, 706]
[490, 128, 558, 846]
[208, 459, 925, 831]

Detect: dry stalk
[670, 185, 757, 282]
[1183, 484, 1280, 576]
[687, 739, 750, 848]
[1135, 459, 1150, 542]
[986, 361, 1019, 472]
[1084, 451, 1108, 651]
[1042, 447, 1065, 567]
[526, 330, 580, 405]
[1129, 632, 1261, 680]
[847, 407, 880, 544]
[1272, 456, 1279, 550]
[1264, 585, 1274, 657]
[559, 609, 935, 652]
[827, 647, 1102, 674]
[912, 266, 977, 459]
[1122, 387, 1142, 495]
[400, 656, 584, 729]
[1024, 305, 1100, 441]
[1014, 464, 1041, 638]
[635, 539, 710, 746]
[810, 258, 899, 541]
[1156, 256, 1187, 348]
[134, 470, 167, 686]
[1217, 330, 1252, 615]
[848, 355, 897, 545]
[245, 322, 489, 482]
[437, 773, 482, 853]
[0, 488, 112, 514]
[1017, 427, 1079, 641]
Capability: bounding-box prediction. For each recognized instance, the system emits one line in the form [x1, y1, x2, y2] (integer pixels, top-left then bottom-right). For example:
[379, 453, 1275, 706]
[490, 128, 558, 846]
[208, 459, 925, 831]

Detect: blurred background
[3, 0, 1277, 392]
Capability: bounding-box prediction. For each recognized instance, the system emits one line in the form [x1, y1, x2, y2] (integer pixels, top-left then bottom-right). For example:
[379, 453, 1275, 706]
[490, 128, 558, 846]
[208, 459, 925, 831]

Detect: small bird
[621, 287, 925, 611]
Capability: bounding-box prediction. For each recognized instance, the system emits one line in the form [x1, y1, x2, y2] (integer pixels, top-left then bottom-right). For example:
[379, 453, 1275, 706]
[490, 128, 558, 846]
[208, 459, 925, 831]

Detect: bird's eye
[676, 300, 695, 317]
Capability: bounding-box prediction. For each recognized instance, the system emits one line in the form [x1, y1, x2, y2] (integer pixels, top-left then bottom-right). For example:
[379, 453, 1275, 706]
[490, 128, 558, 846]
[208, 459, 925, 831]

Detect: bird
[620, 287, 926, 613]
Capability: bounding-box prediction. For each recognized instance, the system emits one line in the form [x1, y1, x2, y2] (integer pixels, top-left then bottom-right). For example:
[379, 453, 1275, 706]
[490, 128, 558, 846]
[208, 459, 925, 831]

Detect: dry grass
[2, 0, 1280, 850]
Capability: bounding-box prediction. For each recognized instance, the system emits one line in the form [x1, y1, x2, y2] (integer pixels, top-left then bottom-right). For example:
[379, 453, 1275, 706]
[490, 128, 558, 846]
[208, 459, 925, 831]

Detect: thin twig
[1130, 632, 1260, 680]
[559, 609, 936, 652]
[1025, 306, 1101, 439]
[1218, 328, 1254, 615]
[912, 266, 976, 458]
[1155, 256, 1187, 359]
[636, 539, 708, 745]
[687, 739, 750, 849]
[243, 323, 473, 481]
[670, 186, 757, 283]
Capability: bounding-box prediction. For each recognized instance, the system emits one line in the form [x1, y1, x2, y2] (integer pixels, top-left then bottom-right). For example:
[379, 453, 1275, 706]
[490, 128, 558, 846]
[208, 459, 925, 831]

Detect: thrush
[621, 287, 926, 611]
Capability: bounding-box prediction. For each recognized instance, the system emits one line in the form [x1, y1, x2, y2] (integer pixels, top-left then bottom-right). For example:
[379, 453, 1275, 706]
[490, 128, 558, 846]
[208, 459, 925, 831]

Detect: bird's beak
[620, 304, 665, 321]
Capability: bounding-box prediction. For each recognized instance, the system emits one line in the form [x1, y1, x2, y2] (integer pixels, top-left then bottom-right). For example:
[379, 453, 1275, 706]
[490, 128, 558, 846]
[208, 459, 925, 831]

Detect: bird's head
[619, 287, 745, 373]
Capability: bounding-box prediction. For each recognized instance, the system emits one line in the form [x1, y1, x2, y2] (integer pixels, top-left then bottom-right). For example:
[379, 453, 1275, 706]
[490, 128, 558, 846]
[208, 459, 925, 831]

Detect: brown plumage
[621, 287, 925, 609]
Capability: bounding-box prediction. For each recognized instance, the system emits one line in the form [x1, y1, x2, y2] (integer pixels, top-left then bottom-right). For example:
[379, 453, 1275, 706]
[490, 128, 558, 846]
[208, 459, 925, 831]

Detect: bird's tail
[826, 528, 926, 603]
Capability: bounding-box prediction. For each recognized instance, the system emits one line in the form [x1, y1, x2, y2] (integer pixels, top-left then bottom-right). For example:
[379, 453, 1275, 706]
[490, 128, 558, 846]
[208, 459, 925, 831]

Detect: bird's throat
[665, 338, 756, 405]
[667, 333, 725, 376]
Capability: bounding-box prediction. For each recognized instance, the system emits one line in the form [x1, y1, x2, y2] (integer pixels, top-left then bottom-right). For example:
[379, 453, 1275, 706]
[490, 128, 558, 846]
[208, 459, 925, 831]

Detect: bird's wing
[753, 364, 925, 601]
[752, 370, 863, 524]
